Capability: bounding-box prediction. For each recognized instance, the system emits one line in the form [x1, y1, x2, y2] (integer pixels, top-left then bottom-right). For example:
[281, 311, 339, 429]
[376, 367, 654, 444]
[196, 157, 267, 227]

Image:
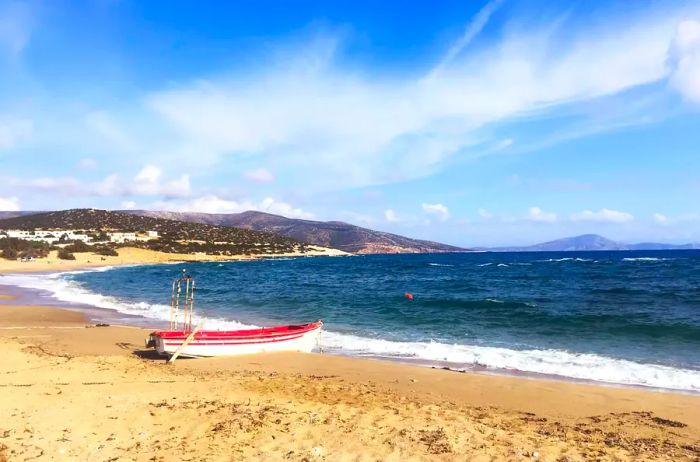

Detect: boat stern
[146, 332, 169, 355]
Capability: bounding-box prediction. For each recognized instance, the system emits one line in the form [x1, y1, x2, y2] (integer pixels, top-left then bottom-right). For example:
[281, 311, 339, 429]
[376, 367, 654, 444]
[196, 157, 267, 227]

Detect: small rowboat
[146, 270, 323, 358]
[148, 321, 323, 358]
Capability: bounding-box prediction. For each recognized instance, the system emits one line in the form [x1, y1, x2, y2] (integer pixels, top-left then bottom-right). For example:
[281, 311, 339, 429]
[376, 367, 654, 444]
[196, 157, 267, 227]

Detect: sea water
[4, 251, 700, 391]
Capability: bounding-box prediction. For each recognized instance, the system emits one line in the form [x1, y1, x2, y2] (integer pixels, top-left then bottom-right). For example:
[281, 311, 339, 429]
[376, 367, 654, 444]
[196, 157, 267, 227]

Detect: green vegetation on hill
[0, 209, 313, 256]
[0, 238, 51, 260]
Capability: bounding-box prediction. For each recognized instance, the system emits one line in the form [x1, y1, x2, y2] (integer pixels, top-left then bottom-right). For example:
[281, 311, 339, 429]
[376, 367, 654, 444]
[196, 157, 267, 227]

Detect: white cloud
[384, 209, 400, 222]
[528, 206, 558, 223]
[94, 174, 120, 196]
[422, 203, 450, 221]
[138, 5, 693, 192]
[0, 196, 19, 211]
[131, 165, 191, 197]
[153, 195, 242, 214]
[478, 208, 493, 219]
[259, 197, 313, 219]
[121, 201, 137, 209]
[668, 20, 700, 103]
[244, 167, 274, 183]
[653, 212, 668, 223]
[651, 212, 699, 225]
[3, 166, 192, 199]
[134, 165, 161, 185]
[570, 208, 634, 223]
[150, 195, 313, 219]
[428, 0, 504, 78]
[0, 117, 32, 150]
[494, 138, 513, 150]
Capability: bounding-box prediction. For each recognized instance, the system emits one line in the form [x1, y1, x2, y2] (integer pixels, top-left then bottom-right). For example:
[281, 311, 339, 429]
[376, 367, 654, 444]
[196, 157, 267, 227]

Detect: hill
[485, 234, 700, 252]
[124, 210, 466, 254]
[0, 211, 38, 220]
[0, 209, 325, 256]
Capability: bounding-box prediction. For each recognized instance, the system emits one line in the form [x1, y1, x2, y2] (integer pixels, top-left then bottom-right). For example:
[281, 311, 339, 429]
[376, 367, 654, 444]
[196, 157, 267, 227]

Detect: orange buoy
[404, 292, 414, 300]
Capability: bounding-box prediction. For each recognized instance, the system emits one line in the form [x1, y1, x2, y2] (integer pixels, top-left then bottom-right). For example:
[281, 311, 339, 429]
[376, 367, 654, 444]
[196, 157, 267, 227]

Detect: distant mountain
[485, 234, 700, 252]
[0, 209, 321, 256]
[125, 210, 466, 254]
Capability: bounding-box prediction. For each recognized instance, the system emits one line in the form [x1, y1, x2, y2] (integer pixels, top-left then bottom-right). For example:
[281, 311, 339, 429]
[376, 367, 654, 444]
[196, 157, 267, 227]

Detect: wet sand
[0, 303, 698, 461]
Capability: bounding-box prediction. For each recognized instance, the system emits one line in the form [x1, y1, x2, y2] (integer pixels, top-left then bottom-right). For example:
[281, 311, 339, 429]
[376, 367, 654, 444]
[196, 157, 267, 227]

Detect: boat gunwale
[151, 320, 323, 340]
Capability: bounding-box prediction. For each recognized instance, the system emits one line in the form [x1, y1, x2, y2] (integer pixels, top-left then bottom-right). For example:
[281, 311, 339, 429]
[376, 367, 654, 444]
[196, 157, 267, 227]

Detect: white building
[1, 229, 158, 245]
[1, 230, 91, 244]
[108, 232, 137, 243]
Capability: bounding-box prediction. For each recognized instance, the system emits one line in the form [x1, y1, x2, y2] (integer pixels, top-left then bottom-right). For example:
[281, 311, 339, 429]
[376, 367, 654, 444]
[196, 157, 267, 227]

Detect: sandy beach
[0, 295, 698, 461]
[0, 246, 347, 273]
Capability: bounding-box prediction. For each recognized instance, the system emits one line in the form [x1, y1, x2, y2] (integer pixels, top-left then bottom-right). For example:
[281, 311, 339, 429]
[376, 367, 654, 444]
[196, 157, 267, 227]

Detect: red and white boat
[146, 271, 323, 358]
[149, 321, 323, 358]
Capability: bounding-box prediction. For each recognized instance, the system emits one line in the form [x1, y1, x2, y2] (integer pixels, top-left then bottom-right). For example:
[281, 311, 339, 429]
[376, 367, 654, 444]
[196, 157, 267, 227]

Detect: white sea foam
[4, 269, 699, 392]
[428, 263, 454, 267]
[622, 257, 673, 262]
[477, 263, 493, 267]
[0, 271, 251, 330]
[538, 257, 593, 263]
[320, 331, 700, 392]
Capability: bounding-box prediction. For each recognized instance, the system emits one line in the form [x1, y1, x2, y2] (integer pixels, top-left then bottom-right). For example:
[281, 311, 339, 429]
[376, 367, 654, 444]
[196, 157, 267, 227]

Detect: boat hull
[149, 321, 323, 358]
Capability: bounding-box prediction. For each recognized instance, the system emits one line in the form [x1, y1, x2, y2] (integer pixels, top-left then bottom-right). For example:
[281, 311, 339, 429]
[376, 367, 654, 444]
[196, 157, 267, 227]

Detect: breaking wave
[0, 270, 252, 330]
[622, 257, 674, 262]
[537, 257, 594, 262]
[320, 331, 700, 392]
[3, 268, 699, 392]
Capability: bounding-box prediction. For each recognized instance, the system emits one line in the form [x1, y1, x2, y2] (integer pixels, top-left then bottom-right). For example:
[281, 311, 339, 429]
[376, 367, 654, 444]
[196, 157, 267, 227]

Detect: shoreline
[0, 245, 349, 274]
[0, 303, 699, 460]
[1, 268, 699, 396]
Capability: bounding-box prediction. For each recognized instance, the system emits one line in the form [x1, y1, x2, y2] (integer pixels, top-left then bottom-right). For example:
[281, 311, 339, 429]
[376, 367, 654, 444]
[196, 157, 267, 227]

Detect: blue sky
[0, 0, 699, 246]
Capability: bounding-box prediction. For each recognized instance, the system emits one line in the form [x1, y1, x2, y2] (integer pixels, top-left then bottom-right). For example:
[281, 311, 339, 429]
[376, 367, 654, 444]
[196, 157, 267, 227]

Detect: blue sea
[6, 251, 700, 391]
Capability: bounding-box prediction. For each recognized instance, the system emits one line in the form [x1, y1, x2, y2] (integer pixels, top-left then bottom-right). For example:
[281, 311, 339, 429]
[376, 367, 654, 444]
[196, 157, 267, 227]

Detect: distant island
[481, 234, 700, 252]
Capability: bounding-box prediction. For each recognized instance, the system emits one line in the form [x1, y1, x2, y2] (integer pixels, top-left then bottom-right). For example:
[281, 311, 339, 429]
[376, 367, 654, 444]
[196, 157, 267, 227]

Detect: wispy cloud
[134, 3, 694, 194]
[653, 213, 668, 224]
[427, 0, 504, 79]
[422, 202, 450, 221]
[384, 209, 400, 223]
[0, 1, 34, 59]
[668, 19, 700, 103]
[148, 195, 313, 218]
[244, 168, 274, 183]
[528, 206, 558, 223]
[0, 196, 20, 211]
[570, 208, 634, 223]
[1, 165, 192, 199]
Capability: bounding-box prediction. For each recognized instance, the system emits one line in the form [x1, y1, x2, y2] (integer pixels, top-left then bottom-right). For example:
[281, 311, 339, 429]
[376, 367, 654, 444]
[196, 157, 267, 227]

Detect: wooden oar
[167, 319, 205, 364]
